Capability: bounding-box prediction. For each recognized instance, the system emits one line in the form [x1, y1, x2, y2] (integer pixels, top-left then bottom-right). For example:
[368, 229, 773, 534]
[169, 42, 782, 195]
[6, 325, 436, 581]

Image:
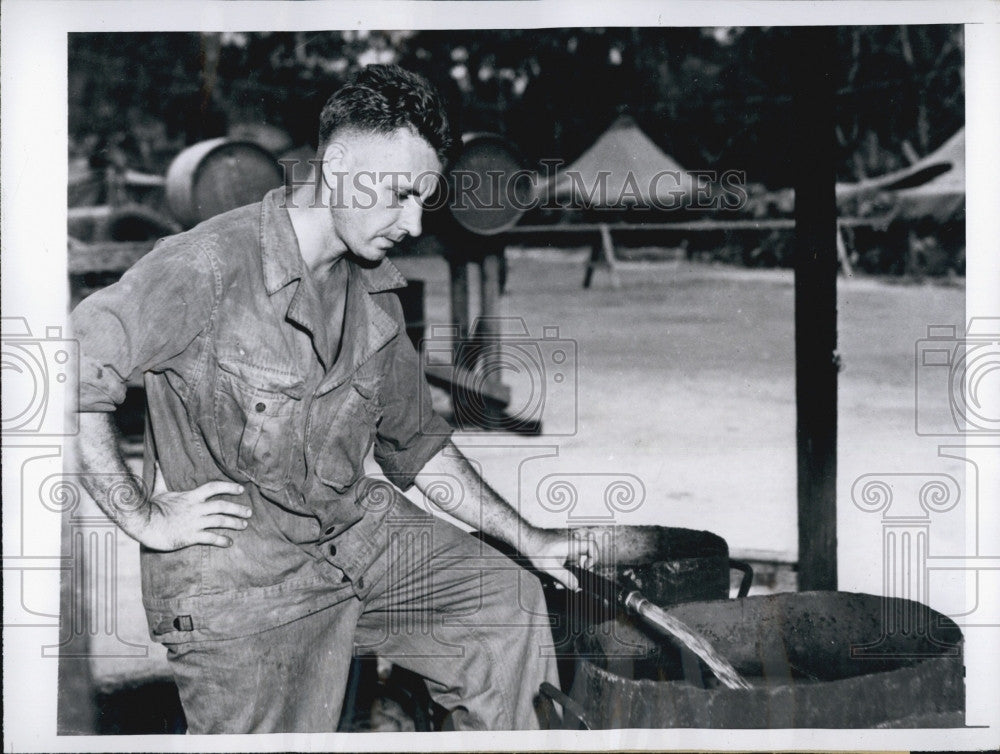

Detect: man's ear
[321, 141, 349, 187]
[322, 140, 347, 168]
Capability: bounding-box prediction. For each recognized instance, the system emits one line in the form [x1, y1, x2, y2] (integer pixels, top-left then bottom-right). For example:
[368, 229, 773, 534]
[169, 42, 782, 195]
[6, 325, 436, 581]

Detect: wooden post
[600, 224, 621, 289]
[793, 27, 839, 592]
[583, 240, 600, 289]
[448, 256, 471, 361]
[583, 223, 621, 289]
[447, 256, 472, 422]
[477, 249, 505, 426]
[836, 222, 854, 278]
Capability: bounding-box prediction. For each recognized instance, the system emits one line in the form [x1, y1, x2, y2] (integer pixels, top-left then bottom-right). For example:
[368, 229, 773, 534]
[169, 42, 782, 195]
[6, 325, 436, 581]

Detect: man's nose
[398, 201, 423, 238]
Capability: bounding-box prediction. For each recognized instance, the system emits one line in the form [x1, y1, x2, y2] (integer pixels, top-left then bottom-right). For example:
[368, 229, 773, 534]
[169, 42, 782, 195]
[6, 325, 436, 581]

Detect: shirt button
[324, 525, 336, 536]
[356, 577, 365, 590]
[328, 543, 337, 557]
[255, 401, 266, 412]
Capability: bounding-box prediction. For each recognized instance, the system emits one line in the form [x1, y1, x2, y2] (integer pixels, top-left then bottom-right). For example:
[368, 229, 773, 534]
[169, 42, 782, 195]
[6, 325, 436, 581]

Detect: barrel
[165, 138, 284, 228]
[566, 592, 964, 728]
[447, 133, 535, 235]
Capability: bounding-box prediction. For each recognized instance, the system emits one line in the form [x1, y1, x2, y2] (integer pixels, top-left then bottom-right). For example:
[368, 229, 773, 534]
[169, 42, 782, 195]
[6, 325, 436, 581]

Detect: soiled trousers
[165, 499, 559, 732]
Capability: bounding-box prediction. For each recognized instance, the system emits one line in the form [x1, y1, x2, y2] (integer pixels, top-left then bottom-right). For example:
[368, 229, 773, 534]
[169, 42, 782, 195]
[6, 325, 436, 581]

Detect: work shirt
[71, 188, 452, 643]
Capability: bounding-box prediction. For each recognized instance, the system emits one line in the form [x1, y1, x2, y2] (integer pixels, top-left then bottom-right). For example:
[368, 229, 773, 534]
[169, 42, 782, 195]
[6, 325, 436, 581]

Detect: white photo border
[2, 1, 998, 751]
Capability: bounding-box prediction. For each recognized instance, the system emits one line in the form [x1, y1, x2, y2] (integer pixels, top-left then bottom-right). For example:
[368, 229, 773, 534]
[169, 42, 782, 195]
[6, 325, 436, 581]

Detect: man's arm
[70, 237, 252, 551]
[75, 413, 251, 551]
[413, 440, 595, 590]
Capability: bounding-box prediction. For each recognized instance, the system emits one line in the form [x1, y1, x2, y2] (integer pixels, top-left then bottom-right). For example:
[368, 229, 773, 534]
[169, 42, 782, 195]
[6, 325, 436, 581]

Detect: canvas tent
[836, 128, 965, 222]
[537, 115, 695, 208]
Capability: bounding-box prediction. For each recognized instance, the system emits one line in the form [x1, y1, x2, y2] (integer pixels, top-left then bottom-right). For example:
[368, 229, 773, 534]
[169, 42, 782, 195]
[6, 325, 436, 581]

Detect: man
[71, 64, 592, 732]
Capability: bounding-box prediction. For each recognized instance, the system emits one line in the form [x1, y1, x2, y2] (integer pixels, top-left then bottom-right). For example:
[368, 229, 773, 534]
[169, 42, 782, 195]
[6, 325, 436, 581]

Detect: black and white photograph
[2, 1, 998, 751]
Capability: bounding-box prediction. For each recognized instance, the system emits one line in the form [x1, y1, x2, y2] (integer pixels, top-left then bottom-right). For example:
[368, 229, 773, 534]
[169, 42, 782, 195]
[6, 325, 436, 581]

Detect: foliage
[69, 26, 963, 186]
[68, 27, 964, 275]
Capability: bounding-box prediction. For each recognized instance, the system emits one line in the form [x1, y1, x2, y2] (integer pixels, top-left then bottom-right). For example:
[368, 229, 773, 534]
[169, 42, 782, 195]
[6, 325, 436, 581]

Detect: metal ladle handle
[537, 682, 594, 730]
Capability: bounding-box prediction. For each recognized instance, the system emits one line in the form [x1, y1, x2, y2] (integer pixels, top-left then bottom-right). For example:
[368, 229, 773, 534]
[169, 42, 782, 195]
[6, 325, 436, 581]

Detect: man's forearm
[74, 413, 250, 551]
[74, 412, 150, 539]
[412, 440, 593, 589]
[412, 440, 533, 549]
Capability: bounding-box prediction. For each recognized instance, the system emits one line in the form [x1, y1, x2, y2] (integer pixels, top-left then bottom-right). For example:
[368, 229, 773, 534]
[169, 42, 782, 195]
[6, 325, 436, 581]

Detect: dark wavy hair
[317, 64, 452, 165]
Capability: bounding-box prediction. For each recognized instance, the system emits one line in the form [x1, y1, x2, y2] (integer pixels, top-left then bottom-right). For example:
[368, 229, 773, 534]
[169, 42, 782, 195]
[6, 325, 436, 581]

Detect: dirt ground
[81, 250, 967, 696]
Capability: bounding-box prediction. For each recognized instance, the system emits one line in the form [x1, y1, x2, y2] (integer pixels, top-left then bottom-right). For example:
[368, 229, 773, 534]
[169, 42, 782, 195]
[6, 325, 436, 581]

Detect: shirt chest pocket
[314, 373, 384, 494]
[213, 359, 305, 491]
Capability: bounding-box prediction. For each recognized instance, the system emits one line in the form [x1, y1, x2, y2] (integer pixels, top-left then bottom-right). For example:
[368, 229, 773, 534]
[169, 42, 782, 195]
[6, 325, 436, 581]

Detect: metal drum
[566, 591, 964, 728]
[165, 138, 283, 228]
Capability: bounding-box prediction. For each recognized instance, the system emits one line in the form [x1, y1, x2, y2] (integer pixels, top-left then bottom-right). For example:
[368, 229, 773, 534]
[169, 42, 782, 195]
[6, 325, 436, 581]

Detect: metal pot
[581, 524, 751, 605]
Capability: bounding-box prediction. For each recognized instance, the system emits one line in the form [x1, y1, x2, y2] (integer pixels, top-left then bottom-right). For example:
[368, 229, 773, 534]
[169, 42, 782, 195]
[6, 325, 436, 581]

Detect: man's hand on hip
[130, 481, 252, 551]
[75, 413, 253, 552]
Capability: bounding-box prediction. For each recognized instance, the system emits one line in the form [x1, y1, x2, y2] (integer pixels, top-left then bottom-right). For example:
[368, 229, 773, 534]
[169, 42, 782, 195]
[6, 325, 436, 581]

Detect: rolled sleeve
[70, 237, 217, 412]
[373, 316, 453, 491]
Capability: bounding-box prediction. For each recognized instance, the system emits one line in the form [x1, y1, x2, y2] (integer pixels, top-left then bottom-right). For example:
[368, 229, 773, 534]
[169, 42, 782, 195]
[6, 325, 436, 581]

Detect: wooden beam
[793, 27, 839, 592]
[506, 219, 799, 234]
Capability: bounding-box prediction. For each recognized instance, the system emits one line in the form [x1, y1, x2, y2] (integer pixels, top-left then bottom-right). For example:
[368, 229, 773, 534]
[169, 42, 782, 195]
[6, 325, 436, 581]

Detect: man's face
[324, 128, 442, 264]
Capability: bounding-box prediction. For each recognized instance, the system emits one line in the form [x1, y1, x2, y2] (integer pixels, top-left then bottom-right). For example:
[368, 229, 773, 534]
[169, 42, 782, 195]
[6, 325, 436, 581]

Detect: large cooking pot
[553, 591, 964, 729]
[583, 524, 752, 605]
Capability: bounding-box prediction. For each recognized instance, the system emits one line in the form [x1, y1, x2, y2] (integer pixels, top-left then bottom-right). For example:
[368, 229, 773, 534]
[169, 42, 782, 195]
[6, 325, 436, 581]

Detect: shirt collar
[259, 188, 408, 296]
